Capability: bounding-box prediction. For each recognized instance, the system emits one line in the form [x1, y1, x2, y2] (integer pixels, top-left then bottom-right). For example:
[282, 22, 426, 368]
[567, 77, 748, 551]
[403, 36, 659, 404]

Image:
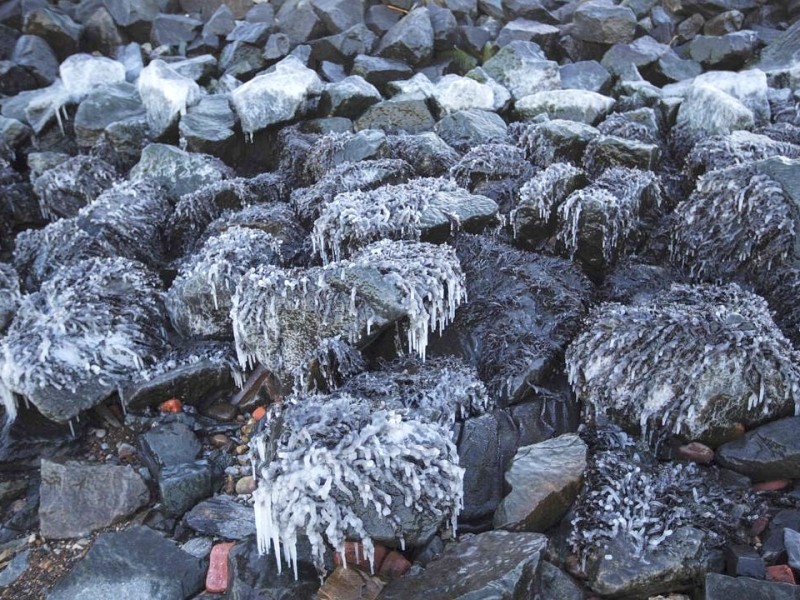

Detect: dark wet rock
[387, 132, 460, 177]
[311, 23, 377, 65]
[516, 89, 615, 125]
[48, 525, 206, 600]
[311, 0, 364, 35]
[184, 496, 256, 540]
[379, 531, 547, 600]
[81, 7, 123, 55]
[482, 40, 559, 101]
[515, 119, 600, 168]
[434, 109, 506, 152]
[158, 459, 213, 517]
[39, 459, 149, 539]
[32, 154, 117, 221]
[11, 34, 57, 85]
[0, 549, 29, 587]
[704, 573, 800, 600]
[583, 134, 660, 173]
[351, 54, 412, 89]
[449, 143, 534, 212]
[22, 4, 80, 60]
[150, 14, 201, 48]
[0, 61, 43, 96]
[429, 235, 592, 407]
[572, 1, 637, 45]
[226, 535, 321, 600]
[130, 143, 233, 199]
[540, 562, 584, 600]
[292, 129, 388, 185]
[355, 96, 435, 135]
[138, 422, 201, 479]
[74, 82, 144, 148]
[559, 60, 612, 93]
[377, 7, 433, 66]
[567, 284, 800, 445]
[725, 544, 765, 578]
[218, 41, 267, 78]
[365, 5, 401, 36]
[601, 36, 669, 77]
[689, 30, 758, 69]
[321, 75, 381, 119]
[716, 417, 800, 482]
[0, 405, 75, 469]
[597, 107, 662, 147]
[179, 95, 236, 157]
[493, 434, 587, 533]
[276, 0, 326, 45]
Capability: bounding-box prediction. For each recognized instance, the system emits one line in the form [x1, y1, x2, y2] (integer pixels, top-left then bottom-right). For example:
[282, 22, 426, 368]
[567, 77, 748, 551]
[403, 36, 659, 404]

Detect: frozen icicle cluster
[685, 131, 800, 179]
[290, 337, 365, 394]
[513, 119, 599, 168]
[596, 108, 663, 146]
[298, 131, 387, 185]
[32, 155, 117, 221]
[0, 264, 20, 332]
[166, 226, 286, 339]
[569, 425, 749, 564]
[250, 391, 463, 576]
[137, 59, 201, 136]
[386, 133, 460, 177]
[134, 341, 245, 389]
[290, 159, 414, 225]
[231, 239, 467, 376]
[449, 143, 532, 190]
[566, 283, 800, 444]
[0, 257, 168, 423]
[668, 163, 795, 281]
[311, 178, 498, 263]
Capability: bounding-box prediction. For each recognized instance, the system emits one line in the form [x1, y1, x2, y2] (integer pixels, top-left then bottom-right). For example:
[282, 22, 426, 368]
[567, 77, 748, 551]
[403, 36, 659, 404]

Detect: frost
[0, 257, 167, 423]
[430, 75, 496, 114]
[296, 130, 388, 186]
[566, 283, 800, 443]
[596, 108, 662, 146]
[668, 163, 795, 281]
[166, 226, 286, 339]
[22, 80, 72, 135]
[231, 239, 467, 376]
[0, 263, 20, 333]
[311, 178, 498, 263]
[32, 155, 118, 221]
[136, 60, 201, 136]
[134, 340, 244, 389]
[386, 133, 461, 178]
[513, 119, 600, 169]
[60, 54, 126, 100]
[250, 392, 463, 575]
[449, 143, 533, 191]
[685, 131, 800, 180]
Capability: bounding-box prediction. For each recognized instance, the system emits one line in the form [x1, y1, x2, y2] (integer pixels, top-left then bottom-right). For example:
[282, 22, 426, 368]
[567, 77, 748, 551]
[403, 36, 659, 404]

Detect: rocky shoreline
[2, 0, 800, 598]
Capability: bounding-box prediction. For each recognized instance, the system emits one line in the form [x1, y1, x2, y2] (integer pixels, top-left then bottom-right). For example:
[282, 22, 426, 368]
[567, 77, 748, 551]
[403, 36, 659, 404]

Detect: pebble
[210, 434, 231, 448]
[203, 403, 238, 421]
[766, 564, 795, 584]
[378, 551, 411, 579]
[676, 441, 714, 464]
[753, 480, 791, 492]
[159, 398, 183, 413]
[235, 476, 257, 495]
[94, 429, 106, 439]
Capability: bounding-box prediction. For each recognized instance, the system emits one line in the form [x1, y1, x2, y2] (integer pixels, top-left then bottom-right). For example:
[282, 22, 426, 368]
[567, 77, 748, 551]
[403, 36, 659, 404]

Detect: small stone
[210, 434, 230, 448]
[159, 398, 182, 413]
[206, 542, 235, 594]
[677, 442, 714, 464]
[378, 551, 411, 579]
[117, 443, 136, 461]
[252, 407, 266, 421]
[318, 567, 385, 600]
[203, 403, 238, 422]
[235, 476, 256, 495]
[235, 445, 249, 455]
[182, 537, 213, 559]
[185, 496, 256, 540]
[767, 564, 795, 585]
[753, 480, 791, 492]
[784, 528, 800, 570]
[725, 544, 765, 579]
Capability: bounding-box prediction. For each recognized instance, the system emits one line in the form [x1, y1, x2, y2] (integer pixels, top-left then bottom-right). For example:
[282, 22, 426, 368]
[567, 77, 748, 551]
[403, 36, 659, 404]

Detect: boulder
[716, 417, 800, 481]
[572, 1, 637, 45]
[129, 143, 233, 198]
[377, 7, 433, 66]
[482, 40, 559, 101]
[136, 59, 200, 136]
[184, 496, 257, 540]
[515, 89, 615, 124]
[138, 421, 202, 478]
[434, 109, 507, 152]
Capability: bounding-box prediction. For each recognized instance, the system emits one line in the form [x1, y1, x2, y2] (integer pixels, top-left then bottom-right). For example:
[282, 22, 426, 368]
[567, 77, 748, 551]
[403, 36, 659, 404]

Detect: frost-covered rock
[513, 119, 600, 168]
[232, 239, 466, 377]
[6, 80, 71, 135]
[73, 82, 145, 148]
[291, 158, 413, 225]
[130, 143, 233, 199]
[482, 40, 560, 101]
[685, 131, 800, 180]
[430, 75, 495, 115]
[250, 391, 463, 574]
[434, 109, 507, 153]
[386, 132, 460, 177]
[673, 83, 755, 152]
[231, 56, 322, 136]
[294, 129, 388, 185]
[515, 90, 615, 125]
[582, 134, 661, 175]
[0, 257, 168, 423]
[136, 59, 200, 136]
[59, 54, 126, 100]
[32, 155, 117, 221]
[0, 264, 20, 333]
[428, 235, 592, 406]
[668, 162, 796, 281]
[311, 177, 499, 263]
[166, 227, 286, 339]
[566, 284, 800, 445]
[597, 108, 662, 146]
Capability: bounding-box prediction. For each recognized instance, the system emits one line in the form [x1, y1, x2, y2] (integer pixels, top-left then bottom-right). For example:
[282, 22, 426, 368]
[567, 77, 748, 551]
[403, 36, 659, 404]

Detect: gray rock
[138, 422, 201, 478]
[276, 0, 326, 44]
[220, 41, 267, 79]
[516, 90, 615, 125]
[32, 154, 117, 221]
[47, 526, 206, 600]
[516, 119, 600, 168]
[572, 1, 637, 45]
[583, 134, 660, 173]
[351, 54, 412, 89]
[169, 55, 217, 82]
[179, 95, 236, 155]
[494, 434, 587, 532]
[704, 573, 800, 600]
[540, 561, 584, 600]
[705, 10, 744, 36]
[136, 59, 200, 137]
[379, 531, 548, 600]
[559, 60, 611, 93]
[203, 5, 235, 37]
[158, 459, 212, 517]
[129, 143, 233, 199]
[0, 549, 29, 587]
[150, 14, 201, 48]
[716, 417, 800, 481]
[22, 4, 80, 60]
[434, 109, 507, 152]
[377, 7, 433, 66]
[689, 30, 758, 68]
[757, 20, 800, 75]
[321, 75, 381, 118]
[497, 19, 559, 50]
[74, 82, 144, 148]
[180, 537, 213, 559]
[39, 460, 149, 539]
[226, 21, 271, 45]
[387, 132, 460, 177]
[184, 496, 256, 540]
[786, 528, 800, 571]
[482, 40, 560, 100]
[655, 51, 702, 83]
[355, 96, 435, 134]
[11, 34, 56, 85]
[311, 23, 376, 64]
[673, 84, 755, 151]
[601, 36, 669, 75]
[311, 0, 364, 35]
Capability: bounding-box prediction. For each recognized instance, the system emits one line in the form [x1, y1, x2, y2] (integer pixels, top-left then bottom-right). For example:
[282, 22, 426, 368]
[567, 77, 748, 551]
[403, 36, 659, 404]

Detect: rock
[757, 20, 800, 75]
[204, 404, 237, 421]
[655, 51, 703, 83]
[540, 562, 584, 600]
[351, 54, 412, 89]
[435, 109, 507, 152]
[674, 84, 754, 151]
[379, 531, 547, 600]
[48, 525, 207, 600]
[11, 34, 57, 85]
[378, 550, 411, 578]
[583, 134, 660, 173]
[0, 61, 39, 95]
[516, 119, 600, 168]
[22, 4, 80, 60]
[151, 14, 201, 47]
[39, 459, 149, 539]
[601, 36, 669, 77]
[572, 1, 637, 45]
[516, 90, 615, 125]
[321, 75, 381, 118]
[0, 549, 29, 587]
[355, 96, 435, 135]
[182, 537, 213, 559]
[716, 417, 800, 482]
[689, 30, 758, 69]
[158, 459, 212, 517]
[705, 10, 744, 36]
[677, 14, 705, 43]
[482, 40, 559, 101]
[74, 82, 144, 148]
[559, 60, 612, 93]
[725, 544, 765, 578]
[226, 535, 321, 599]
[767, 565, 796, 585]
[497, 19, 559, 51]
[169, 55, 217, 83]
[137, 59, 200, 137]
[426, 74, 493, 115]
[493, 434, 587, 532]
[449, 143, 534, 211]
[185, 496, 256, 540]
[129, 143, 233, 198]
[312, 0, 363, 35]
[234, 476, 256, 495]
[32, 154, 117, 220]
[205, 542, 234, 594]
[0, 481, 26, 505]
[276, 0, 326, 44]
[704, 573, 800, 600]
[588, 527, 715, 598]
[377, 7, 433, 66]
[82, 7, 123, 55]
[231, 55, 322, 135]
[786, 528, 800, 570]
[138, 422, 201, 478]
[179, 95, 236, 157]
[318, 567, 384, 600]
[677, 442, 715, 464]
[387, 132, 459, 177]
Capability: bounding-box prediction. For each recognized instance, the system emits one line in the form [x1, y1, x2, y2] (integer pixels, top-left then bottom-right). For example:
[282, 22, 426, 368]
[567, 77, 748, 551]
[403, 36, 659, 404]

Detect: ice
[137, 59, 201, 136]
[60, 54, 127, 100]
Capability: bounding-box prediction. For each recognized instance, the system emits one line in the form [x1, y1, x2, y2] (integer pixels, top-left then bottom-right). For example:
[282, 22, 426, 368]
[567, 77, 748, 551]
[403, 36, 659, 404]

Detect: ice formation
[0, 264, 20, 333]
[685, 131, 800, 180]
[449, 143, 533, 190]
[59, 54, 127, 100]
[136, 59, 201, 136]
[0, 257, 168, 423]
[231, 239, 467, 376]
[250, 392, 463, 576]
[566, 283, 800, 443]
[32, 155, 118, 221]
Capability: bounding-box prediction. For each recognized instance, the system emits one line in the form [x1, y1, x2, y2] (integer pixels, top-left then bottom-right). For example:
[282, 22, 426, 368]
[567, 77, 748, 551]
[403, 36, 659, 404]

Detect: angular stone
[0, 549, 29, 587]
[573, 1, 637, 45]
[11, 34, 56, 85]
[725, 544, 765, 579]
[158, 459, 212, 517]
[559, 60, 612, 93]
[689, 30, 758, 69]
[516, 90, 615, 125]
[129, 143, 232, 198]
[540, 562, 584, 600]
[717, 417, 800, 482]
[179, 95, 236, 155]
[39, 459, 149, 539]
[22, 4, 80, 60]
[185, 496, 256, 540]
[355, 96, 434, 135]
[434, 109, 507, 152]
[704, 573, 800, 600]
[276, 0, 326, 44]
[47, 526, 206, 600]
[312, 0, 364, 35]
[377, 7, 433, 66]
[583, 134, 660, 173]
[74, 82, 144, 148]
[351, 54, 412, 89]
[321, 75, 381, 118]
[379, 531, 547, 600]
[318, 567, 384, 600]
[150, 14, 201, 48]
[482, 40, 559, 101]
[497, 19, 559, 51]
[136, 59, 200, 136]
[138, 421, 201, 478]
[493, 434, 587, 532]
[430, 74, 495, 115]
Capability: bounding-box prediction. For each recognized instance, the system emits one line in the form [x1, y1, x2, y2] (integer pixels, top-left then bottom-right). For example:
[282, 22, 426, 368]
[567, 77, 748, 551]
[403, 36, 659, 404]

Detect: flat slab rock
[184, 496, 256, 540]
[47, 525, 207, 600]
[39, 459, 149, 539]
[379, 530, 547, 600]
[705, 572, 800, 599]
[716, 417, 800, 482]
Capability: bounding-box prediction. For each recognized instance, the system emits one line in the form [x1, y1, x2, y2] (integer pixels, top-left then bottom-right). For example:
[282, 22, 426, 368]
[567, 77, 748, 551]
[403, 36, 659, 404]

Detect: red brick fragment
[206, 542, 235, 593]
[753, 480, 791, 492]
[767, 564, 796, 585]
[377, 550, 411, 579]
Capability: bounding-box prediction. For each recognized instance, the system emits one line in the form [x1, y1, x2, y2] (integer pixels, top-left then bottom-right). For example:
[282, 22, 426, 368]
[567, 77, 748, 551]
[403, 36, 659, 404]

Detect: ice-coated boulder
[136, 59, 200, 136]
[59, 53, 126, 100]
